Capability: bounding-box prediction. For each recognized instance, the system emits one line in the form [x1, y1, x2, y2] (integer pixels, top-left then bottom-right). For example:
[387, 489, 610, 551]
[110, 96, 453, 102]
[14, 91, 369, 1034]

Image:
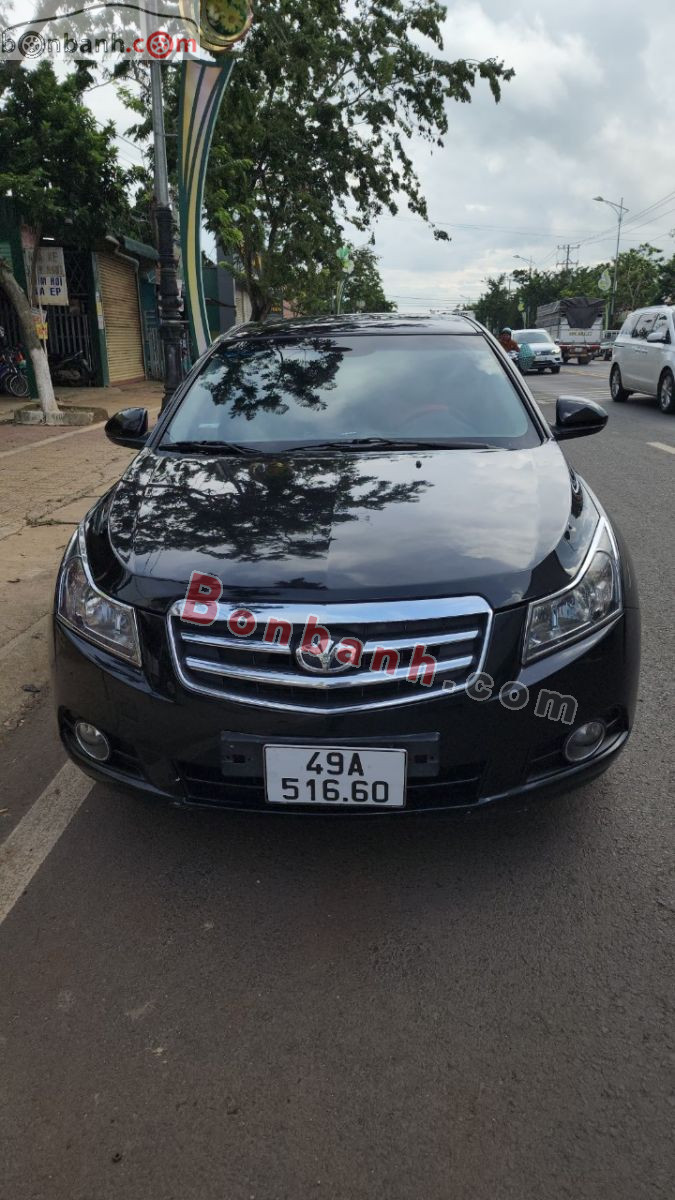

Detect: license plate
[264, 745, 407, 808]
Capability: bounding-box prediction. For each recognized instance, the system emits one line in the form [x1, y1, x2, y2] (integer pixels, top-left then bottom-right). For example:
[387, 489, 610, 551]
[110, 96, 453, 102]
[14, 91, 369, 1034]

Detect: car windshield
[161, 334, 540, 452]
[515, 331, 551, 344]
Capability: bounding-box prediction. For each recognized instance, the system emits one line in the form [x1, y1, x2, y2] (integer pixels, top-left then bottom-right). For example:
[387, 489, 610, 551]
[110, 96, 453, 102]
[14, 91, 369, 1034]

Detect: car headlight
[523, 520, 622, 663]
[57, 527, 141, 666]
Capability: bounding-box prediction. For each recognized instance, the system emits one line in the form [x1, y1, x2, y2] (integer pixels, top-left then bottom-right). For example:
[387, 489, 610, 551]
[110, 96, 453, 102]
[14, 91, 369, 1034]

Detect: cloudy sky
[86, 0, 675, 312]
[366, 0, 675, 310]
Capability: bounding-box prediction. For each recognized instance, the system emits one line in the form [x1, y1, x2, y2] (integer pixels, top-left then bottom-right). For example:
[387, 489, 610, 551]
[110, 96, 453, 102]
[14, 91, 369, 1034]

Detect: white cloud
[370, 0, 675, 310]
[443, 1, 603, 111]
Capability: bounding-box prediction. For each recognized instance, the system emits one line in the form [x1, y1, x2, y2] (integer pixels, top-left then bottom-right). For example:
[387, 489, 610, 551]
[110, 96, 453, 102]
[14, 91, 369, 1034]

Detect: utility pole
[557, 243, 580, 272]
[151, 61, 184, 410]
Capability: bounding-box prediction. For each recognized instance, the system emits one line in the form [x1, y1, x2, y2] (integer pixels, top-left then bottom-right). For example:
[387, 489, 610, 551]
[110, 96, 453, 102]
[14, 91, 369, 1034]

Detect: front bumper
[53, 605, 640, 815]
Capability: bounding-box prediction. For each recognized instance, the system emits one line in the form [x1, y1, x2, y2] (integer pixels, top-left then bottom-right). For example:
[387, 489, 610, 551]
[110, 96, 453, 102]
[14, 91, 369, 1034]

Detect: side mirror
[104, 407, 149, 449]
[646, 330, 668, 344]
[551, 396, 608, 442]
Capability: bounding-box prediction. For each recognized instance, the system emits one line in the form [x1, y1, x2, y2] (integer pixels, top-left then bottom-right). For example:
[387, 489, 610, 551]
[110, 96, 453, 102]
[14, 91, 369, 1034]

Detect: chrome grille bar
[181, 631, 292, 655]
[173, 597, 490, 625]
[180, 627, 480, 656]
[362, 629, 479, 654]
[184, 653, 474, 690]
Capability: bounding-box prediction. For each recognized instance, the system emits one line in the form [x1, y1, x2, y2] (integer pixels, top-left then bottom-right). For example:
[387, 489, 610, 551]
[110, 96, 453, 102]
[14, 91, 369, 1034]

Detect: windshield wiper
[284, 436, 494, 453]
[160, 439, 266, 457]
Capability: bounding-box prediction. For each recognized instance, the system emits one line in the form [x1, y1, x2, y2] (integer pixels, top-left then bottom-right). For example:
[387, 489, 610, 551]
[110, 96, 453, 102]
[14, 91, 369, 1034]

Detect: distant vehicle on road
[610, 305, 675, 414]
[537, 298, 605, 365]
[513, 328, 562, 374]
[597, 330, 620, 361]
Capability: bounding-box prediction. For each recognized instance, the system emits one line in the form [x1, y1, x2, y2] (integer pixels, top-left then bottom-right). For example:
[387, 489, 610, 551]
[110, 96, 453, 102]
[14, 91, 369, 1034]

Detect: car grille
[167, 598, 492, 714]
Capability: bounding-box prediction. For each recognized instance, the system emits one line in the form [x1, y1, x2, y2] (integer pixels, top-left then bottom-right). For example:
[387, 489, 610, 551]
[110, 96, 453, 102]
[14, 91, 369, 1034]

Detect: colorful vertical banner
[178, 57, 235, 359]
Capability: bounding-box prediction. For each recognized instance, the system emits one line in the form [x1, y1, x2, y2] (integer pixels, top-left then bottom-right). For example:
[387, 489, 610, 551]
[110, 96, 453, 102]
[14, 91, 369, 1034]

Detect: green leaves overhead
[203, 0, 513, 319]
[0, 62, 131, 244]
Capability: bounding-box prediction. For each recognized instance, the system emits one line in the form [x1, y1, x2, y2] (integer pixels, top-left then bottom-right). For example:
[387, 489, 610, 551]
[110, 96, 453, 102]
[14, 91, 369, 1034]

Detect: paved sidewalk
[0, 381, 163, 729]
[0, 379, 163, 432]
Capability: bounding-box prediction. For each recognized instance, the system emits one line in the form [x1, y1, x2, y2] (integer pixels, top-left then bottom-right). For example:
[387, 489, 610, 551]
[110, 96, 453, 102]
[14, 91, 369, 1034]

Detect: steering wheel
[400, 404, 449, 426]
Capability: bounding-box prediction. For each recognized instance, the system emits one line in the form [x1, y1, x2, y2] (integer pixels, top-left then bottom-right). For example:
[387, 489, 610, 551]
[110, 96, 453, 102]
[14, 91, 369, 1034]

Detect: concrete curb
[14, 407, 98, 427]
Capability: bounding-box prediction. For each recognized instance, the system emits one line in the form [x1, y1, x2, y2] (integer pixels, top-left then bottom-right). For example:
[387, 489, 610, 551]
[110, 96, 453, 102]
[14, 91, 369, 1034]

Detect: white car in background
[610, 306, 675, 415]
[514, 329, 563, 374]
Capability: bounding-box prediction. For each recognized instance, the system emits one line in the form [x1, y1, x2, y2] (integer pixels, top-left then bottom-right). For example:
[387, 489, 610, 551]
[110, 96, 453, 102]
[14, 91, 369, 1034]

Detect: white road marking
[0, 421, 111, 460]
[0, 763, 92, 926]
[648, 441, 675, 456]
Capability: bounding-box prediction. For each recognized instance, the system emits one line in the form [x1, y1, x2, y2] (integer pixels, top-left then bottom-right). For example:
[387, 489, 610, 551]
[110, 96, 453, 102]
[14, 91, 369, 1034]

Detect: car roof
[515, 328, 550, 335]
[626, 305, 675, 316]
[221, 312, 482, 342]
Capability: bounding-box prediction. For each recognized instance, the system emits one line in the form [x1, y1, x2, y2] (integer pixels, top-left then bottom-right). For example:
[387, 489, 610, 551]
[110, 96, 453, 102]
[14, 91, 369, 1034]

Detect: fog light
[564, 721, 606, 764]
[74, 721, 110, 762]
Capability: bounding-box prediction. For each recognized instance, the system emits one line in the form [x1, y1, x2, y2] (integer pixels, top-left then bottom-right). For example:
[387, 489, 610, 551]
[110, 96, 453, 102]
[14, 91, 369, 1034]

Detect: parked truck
[536, 297, 606, 365]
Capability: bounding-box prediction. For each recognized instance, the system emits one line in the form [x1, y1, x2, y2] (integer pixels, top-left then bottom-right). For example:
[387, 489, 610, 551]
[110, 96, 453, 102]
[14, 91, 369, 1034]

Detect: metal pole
[151, 61, 184, 410]
[610, 197, 624, 327]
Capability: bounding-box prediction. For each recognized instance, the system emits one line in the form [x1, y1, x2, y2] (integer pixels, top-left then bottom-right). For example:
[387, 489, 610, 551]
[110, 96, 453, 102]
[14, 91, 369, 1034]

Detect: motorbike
[48, 348, 96, 387]
[0, 328, 29, 397]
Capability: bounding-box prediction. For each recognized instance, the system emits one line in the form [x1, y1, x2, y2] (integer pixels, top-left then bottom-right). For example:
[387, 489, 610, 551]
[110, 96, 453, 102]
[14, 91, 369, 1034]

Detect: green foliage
[0, 61, 131, 243]
[199, 0, 513, 320]
[611, 244, 663, 314]
[473, 275, 521, 332]
[656, 251, 675, 304]
[293, 245, 396, 314]
[476, 243, 668, 332]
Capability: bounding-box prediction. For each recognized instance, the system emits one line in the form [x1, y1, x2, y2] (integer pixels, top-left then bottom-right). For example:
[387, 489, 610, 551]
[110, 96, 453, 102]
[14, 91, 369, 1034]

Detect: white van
[610, 305, 675, 414]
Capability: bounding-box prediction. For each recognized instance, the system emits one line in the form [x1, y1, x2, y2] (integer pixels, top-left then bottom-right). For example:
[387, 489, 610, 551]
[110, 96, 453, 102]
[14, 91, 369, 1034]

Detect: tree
[293, 245, 396, 314]
[0, 62, 131, 417]
[474, 275, 520, 332]
[474, 244, 666, 333]
[656, 251, 675, 305]
[199, 0, 513, 321]
[613, 244, 663, 314]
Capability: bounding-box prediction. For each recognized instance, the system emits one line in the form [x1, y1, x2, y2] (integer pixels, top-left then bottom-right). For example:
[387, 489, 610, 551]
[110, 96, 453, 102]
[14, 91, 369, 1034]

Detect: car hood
[97, 443, 598, 611]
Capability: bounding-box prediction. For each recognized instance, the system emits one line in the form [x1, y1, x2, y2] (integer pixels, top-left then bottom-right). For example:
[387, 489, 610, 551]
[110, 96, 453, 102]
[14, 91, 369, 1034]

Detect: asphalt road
[1, 361, 674, 1200]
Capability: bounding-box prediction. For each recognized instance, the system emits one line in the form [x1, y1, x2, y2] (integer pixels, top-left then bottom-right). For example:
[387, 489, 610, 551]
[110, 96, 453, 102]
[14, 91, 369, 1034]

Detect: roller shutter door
[98, 253, 145, 383]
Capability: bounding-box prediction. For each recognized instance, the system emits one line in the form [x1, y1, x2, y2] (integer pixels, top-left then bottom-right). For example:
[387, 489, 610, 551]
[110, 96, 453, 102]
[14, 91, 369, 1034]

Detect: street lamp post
[151, 61, 184, 411]
[593, 196, 629, 327]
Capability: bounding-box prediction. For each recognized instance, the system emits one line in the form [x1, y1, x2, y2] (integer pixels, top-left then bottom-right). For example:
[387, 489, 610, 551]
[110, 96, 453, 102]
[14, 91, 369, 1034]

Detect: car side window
[652, 313, 670, 343]
[633, 312, 656, 339]
[619, 315, 636, 338]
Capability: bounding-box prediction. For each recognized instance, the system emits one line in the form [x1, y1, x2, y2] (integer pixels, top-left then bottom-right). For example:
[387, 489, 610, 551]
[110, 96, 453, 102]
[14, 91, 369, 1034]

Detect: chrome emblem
[295, 637, 353, 675]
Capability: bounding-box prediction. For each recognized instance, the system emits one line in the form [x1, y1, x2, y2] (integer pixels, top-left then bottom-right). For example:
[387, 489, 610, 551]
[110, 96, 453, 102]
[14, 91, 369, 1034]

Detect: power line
[620, 189, 675, 228]
[579, 187, 675, 247]
[376, 213, 599, 240]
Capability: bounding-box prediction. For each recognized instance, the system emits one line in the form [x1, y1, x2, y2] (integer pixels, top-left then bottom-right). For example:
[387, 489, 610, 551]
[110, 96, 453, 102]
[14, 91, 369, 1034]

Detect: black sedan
[53, 314, 640, 814]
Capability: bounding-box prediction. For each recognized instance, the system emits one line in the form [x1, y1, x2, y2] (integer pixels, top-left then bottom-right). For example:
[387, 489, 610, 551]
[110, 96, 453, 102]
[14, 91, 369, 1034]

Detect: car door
[641, 311, 671, 395]
[629, 310, 656, 391]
